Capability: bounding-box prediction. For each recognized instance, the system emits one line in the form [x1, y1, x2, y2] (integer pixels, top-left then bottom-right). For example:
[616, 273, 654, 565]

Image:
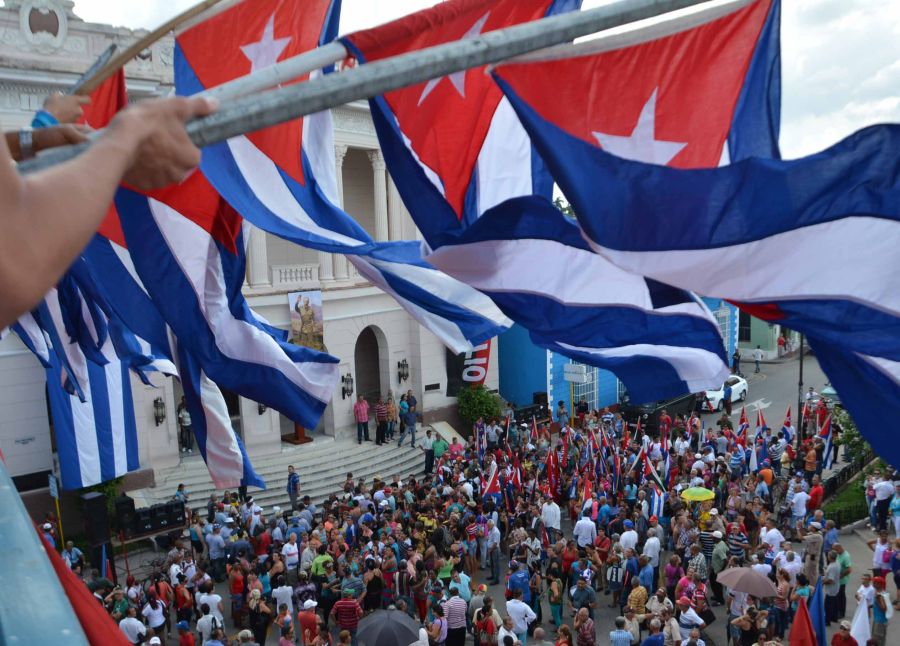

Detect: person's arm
[0, 96, 216, 328]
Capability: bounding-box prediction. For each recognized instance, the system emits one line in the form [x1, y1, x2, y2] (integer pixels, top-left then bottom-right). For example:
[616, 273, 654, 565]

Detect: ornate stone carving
[333, 106, 375, 136]
[18, 0, 67, 53]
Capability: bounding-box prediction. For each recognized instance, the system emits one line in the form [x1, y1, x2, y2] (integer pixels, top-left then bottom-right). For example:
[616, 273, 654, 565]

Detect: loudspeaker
[134, 507, 155, 535]
[80, 492, 111, 547]
[533, 391, 548, 407]
[151, 503, 171, 530]
[114, 494, 136, 538]
[165, 499, 186, 526]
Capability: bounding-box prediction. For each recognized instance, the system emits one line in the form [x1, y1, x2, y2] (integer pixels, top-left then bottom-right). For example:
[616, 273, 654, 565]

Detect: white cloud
[69, 0, 900, 157]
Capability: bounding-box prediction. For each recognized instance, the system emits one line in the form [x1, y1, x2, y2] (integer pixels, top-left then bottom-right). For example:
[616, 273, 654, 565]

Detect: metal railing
[0, 460, 88, 643]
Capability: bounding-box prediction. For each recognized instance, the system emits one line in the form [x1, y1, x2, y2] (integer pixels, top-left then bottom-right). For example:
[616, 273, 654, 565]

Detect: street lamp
[341, 373, 354, 400]
[397, 358, 409, 383]
[153, 397, 166, 427]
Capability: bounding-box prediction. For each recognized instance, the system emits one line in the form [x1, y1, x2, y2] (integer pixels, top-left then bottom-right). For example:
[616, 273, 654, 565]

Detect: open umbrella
[357, 609, 422, 646]
[715, 567, 778, 597]
[680, 487, 715, 502]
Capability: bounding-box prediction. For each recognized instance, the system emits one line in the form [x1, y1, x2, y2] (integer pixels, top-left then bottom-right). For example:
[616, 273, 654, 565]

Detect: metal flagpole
[18, 0, 717, 175]
[796, 333, 805, 448]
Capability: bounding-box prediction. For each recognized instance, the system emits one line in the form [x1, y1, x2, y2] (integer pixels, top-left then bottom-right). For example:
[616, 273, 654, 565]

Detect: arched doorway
[354, 326, 387, 403]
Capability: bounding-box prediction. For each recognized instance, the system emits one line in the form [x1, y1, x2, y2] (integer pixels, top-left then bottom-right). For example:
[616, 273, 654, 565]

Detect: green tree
[833, 407, 872, 464]
[457, 385, 502, 431]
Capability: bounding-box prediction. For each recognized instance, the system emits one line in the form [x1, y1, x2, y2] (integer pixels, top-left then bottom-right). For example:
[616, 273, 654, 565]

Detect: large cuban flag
[344, 0, 747, 397]
[493, 0, 900, 467]
[174, 0, 509, 352]
[80, 212, 270, 490]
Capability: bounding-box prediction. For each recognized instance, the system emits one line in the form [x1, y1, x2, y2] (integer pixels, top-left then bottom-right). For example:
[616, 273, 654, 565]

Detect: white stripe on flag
[476, 97, 533, 214]
[555, 340, 729, 393]
[148, 200, 336, 404]
[591, 217, 900, 317]
[198, 370, 245, 488]
[103, 339, 129, 477]
[227, 136, 367, 248]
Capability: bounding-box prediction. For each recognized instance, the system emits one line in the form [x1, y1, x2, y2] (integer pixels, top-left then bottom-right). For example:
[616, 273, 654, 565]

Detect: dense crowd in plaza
[50, 395, 900, 646]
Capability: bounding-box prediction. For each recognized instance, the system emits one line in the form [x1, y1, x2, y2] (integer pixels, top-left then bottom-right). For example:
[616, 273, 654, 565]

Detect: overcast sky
[71, 0, 899, 157]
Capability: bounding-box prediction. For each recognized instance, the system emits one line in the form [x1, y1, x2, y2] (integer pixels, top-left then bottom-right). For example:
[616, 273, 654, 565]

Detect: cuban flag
[781, 406, 794, 443]
[581, 472, 593, 506]
[346, 0, 729, 399]
[819, 415, 835, 470]
[482, 459, 502, 500]
[649, 485, 665, 520]
[22, 288, 140, 490]
[81, 208, 270, 489]
[175, 0, 508, 353]
[662, 451, 672, 488]
[492, 0, 900, 467]
[757, 410, 769, 433]
[736, 407, 750, 445]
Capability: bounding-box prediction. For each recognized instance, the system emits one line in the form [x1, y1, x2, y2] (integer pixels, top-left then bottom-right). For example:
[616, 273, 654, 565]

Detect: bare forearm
[0, 134, 137, 326]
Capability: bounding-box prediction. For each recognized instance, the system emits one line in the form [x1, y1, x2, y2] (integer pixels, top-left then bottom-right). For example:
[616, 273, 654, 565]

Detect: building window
[738, 310, 752, 343]
[571, 363, 598, 411]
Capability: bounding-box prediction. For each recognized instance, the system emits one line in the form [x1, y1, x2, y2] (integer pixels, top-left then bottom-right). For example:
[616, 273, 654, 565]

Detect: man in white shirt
[674, 436, 690, 456]
[760, 519, 785, 554]
[541, 499, 561, 543]
[873, 478, 895, 531]
[774, 545, 803, 585]
[642, 528, 662, 573]
[676, 596, 706, 640]
[282, 534, 300, 570]
[573, 510, 597, 548]
[619, 520, 638, 552]
[119, 607, 146, 644]
[497, 616, 517, 645]
[197, 585, 225, 622]
[272, 576, 294, 615]
[856, 573, 875, 608]
[506, 588, 537, 641]
[791, 489, 811, 524]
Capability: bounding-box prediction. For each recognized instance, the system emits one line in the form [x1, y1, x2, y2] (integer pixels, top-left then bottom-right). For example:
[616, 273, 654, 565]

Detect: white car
[702, 376, 748, 412]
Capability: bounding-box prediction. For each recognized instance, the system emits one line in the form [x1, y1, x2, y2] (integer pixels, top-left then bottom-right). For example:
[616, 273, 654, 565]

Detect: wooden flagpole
[75, 0, 225, 95]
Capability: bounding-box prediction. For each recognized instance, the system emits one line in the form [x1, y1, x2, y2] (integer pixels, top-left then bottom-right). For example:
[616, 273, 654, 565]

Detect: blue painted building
[498, 324, 620, 413]
[497, 300, 739, 412]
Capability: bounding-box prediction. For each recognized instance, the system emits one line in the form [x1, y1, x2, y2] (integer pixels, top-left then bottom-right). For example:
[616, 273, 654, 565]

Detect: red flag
[546, 449, 559, 501]
[581, 471, 593, 506]
[560, 430, 569, 467]
[531, 415, 539, 443]
[788, 599, 817, 646]
[783, 405, 792, 428]
[79, 69, 127, 129]
[818, 415, 832, 439]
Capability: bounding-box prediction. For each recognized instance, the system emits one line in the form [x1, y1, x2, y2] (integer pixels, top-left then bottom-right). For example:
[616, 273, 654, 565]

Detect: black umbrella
[356, 609, 423, 646]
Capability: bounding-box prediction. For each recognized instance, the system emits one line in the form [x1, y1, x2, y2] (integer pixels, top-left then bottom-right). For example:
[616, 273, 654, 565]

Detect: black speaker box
[80, 492, 111, 547]
[114, 494, 136, 538]
[151, 503, 171, 530]
[165, 499, 186, 526]
[134, 507, 155, 534]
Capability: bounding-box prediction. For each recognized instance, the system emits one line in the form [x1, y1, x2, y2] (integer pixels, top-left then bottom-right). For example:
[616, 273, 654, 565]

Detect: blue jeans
[398, 424, 416, 447]
[550, 603, 562, 627]
[357, 421, 369, 442]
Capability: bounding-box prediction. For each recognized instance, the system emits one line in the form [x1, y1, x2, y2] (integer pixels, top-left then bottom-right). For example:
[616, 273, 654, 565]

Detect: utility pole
[796, 333, 805, 447]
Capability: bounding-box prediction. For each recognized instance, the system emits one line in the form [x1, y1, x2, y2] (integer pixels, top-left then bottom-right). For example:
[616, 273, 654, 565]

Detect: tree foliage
[457, 385, 502, 431]
[833, 407, 872, 464]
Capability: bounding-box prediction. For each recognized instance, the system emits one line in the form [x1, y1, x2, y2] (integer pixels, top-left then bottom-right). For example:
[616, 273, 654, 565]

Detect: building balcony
[270, 263, 320, 291]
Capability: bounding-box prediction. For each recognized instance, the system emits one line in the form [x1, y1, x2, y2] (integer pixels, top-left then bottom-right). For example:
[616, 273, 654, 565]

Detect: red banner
[462, 339, 491, 387]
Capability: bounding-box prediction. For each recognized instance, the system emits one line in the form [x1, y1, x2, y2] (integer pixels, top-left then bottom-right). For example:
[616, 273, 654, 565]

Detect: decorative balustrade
[270, 264, 320, 290]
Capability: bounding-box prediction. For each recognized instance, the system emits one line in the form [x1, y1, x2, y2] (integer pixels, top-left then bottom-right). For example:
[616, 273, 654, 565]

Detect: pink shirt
[353, 400, 369, 423]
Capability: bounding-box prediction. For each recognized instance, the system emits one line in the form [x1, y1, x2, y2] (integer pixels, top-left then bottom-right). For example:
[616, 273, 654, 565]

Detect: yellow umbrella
[680, 487, 715, 502]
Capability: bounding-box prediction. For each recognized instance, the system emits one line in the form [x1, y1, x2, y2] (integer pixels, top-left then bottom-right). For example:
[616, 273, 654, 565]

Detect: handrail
[0, 460, 88, 644]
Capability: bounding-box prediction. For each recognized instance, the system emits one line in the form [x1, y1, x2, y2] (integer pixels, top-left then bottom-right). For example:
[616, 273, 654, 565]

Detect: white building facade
[0, 0, 497, 493]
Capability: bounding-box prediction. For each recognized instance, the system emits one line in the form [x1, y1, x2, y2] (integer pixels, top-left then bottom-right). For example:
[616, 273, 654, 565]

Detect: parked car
[819, 382, 842, 407]
[621, 391, 699, 433]
[698, 375, 748, 412]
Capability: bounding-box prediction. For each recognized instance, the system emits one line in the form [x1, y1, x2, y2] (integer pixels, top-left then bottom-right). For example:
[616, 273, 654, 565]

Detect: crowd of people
[57, 399, 900, 646]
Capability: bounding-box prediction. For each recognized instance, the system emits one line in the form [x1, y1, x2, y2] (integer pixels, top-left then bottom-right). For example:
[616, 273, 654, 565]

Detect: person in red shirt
[176, 620, 195, 646]
[830, 619, 858, 646]
[808, 475, 825, 512]
[330, 590, 363, 641]
[254, 525, 272, 561]
[297, 599, 319, 644]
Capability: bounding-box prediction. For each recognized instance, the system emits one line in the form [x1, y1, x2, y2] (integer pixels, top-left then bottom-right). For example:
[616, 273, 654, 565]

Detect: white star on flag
[418, 12, 490, 106]
[240, 14, 292, 73]
[592, 88, 687, 166]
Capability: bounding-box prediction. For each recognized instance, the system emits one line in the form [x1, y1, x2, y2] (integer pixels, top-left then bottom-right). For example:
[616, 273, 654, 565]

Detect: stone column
[332, 145, 349, 280]
[247, 223, 270, 287]
[368, 150, 389, 241]
[387, 177, 404, 241]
